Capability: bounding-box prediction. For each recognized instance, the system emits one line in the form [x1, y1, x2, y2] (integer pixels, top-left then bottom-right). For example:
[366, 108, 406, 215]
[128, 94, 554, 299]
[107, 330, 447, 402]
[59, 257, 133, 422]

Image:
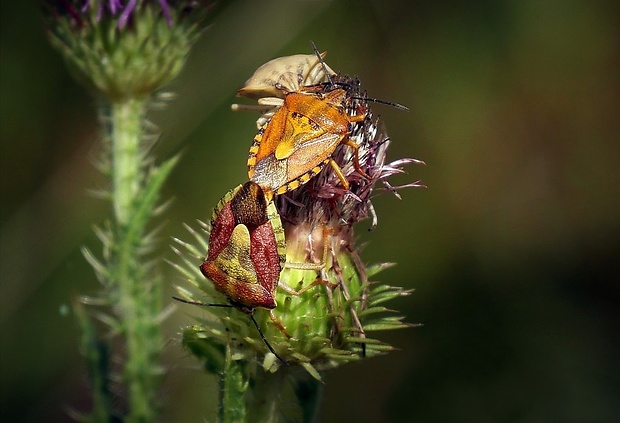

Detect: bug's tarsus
[250, 313, 288, 365]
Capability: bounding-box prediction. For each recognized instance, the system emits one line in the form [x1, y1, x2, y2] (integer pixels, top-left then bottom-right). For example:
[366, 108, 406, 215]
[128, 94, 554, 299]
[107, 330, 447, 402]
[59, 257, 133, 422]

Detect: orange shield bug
[247, 84, 368, 197]
[243, 42, 407, 198]
[174, 181, 324, 364]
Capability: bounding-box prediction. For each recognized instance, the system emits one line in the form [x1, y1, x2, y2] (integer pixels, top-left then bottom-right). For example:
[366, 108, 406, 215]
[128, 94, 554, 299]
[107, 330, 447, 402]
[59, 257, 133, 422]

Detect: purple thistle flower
[44, 0, 214, 100]
[46, 0, 184, 29]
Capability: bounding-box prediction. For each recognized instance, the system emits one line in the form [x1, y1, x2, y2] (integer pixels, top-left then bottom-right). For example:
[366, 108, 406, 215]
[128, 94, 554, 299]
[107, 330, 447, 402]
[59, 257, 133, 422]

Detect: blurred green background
[1, 1, 619, 422]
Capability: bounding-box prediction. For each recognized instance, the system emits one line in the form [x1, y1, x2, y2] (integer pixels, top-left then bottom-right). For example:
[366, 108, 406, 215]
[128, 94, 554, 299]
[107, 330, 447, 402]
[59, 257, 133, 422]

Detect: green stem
[244, 367, 322, 423]
[217, 343, 322, 423]
[107, 98, 160, 422]
[74, 301, 113, 423]
[111, 99, 144, 226]
[219, 343, 248, 423]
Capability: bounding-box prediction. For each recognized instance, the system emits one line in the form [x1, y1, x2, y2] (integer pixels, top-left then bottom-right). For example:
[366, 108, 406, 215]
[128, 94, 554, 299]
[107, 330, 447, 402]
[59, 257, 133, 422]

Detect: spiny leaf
[363, 319, 410, 332]
[357, 306, 392, 317]
[81, 246, 109, 281]
[123, 154, 180, 251]
[300, 362, 322, 381]
[172, 233, 204, 258]
[366, 262, 396, 278]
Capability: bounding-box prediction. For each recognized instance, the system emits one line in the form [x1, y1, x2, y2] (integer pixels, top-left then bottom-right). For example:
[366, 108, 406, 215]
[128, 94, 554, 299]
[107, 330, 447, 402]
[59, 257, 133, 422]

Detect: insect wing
[285, 131, 342, 167]
[206, 185, 240, 263]
[249, 221, 282, 297]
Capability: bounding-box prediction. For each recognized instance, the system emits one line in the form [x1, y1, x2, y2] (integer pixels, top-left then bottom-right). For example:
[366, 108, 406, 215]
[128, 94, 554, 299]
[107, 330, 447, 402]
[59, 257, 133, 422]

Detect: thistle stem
[219, 343, 248, 423]
[105, 98, 160, 422]
[111, 99, 144, 226]
[245, 368, 322, 423]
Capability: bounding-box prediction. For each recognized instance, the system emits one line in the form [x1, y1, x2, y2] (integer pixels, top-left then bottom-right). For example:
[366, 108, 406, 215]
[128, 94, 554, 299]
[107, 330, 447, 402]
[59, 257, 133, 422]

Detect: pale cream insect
[232, 53, 336, 128]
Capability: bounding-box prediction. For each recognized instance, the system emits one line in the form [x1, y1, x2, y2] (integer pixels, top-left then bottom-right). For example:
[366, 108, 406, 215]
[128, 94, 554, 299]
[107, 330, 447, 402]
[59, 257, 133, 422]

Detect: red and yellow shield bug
[201, 181, 285, 314]
[174, 181, 324, 364]
[175, 181, 287, 362]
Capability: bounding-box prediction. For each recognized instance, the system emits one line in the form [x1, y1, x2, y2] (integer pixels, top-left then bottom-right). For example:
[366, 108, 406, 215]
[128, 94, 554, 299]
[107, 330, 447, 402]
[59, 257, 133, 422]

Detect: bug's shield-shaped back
[201, 223, 276, 310]
[200, 182, 285, 311]
[248, 89, 355, 194]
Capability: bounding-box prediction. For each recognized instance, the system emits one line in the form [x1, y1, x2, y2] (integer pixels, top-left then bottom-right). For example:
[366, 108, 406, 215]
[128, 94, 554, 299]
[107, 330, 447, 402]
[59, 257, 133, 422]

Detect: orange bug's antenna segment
[310, 40, 335, 87]
[349, 96, 410, 112]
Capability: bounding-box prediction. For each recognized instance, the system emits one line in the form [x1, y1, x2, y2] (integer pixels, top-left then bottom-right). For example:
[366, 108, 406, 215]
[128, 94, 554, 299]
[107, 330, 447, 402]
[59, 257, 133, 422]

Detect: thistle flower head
[173, 54, 424, 380]
[43, 0, 214, 100]
[278, 74, 425, 229]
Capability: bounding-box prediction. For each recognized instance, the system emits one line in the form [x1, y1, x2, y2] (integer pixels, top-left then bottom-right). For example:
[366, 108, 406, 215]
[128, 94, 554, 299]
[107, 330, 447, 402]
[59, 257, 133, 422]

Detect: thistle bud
[173, 72, 425, 380]
[43, 0, 210, 101]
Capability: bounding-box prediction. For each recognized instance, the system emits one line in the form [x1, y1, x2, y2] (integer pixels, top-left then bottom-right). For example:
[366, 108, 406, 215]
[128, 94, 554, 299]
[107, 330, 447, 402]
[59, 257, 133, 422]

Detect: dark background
[1, 1, 619, 422]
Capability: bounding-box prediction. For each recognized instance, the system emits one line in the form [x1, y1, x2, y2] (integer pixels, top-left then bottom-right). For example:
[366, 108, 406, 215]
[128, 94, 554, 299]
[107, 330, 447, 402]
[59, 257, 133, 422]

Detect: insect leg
[250, 312, 288, 365]
[267, 309, 291, 338]
[341, 138, 372, 181]
[327, 158, 350, 190]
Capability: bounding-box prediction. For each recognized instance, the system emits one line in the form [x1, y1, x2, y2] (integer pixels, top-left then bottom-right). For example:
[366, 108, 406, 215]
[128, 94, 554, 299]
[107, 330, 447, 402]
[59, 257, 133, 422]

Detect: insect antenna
[305, 46, 409, 112]
[249, 313, 288, 365]
[173, 296, 288, 365]
[172, 296, 233, 308]
[310, 40, 335, 87]
[349, 95, 409, 111]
